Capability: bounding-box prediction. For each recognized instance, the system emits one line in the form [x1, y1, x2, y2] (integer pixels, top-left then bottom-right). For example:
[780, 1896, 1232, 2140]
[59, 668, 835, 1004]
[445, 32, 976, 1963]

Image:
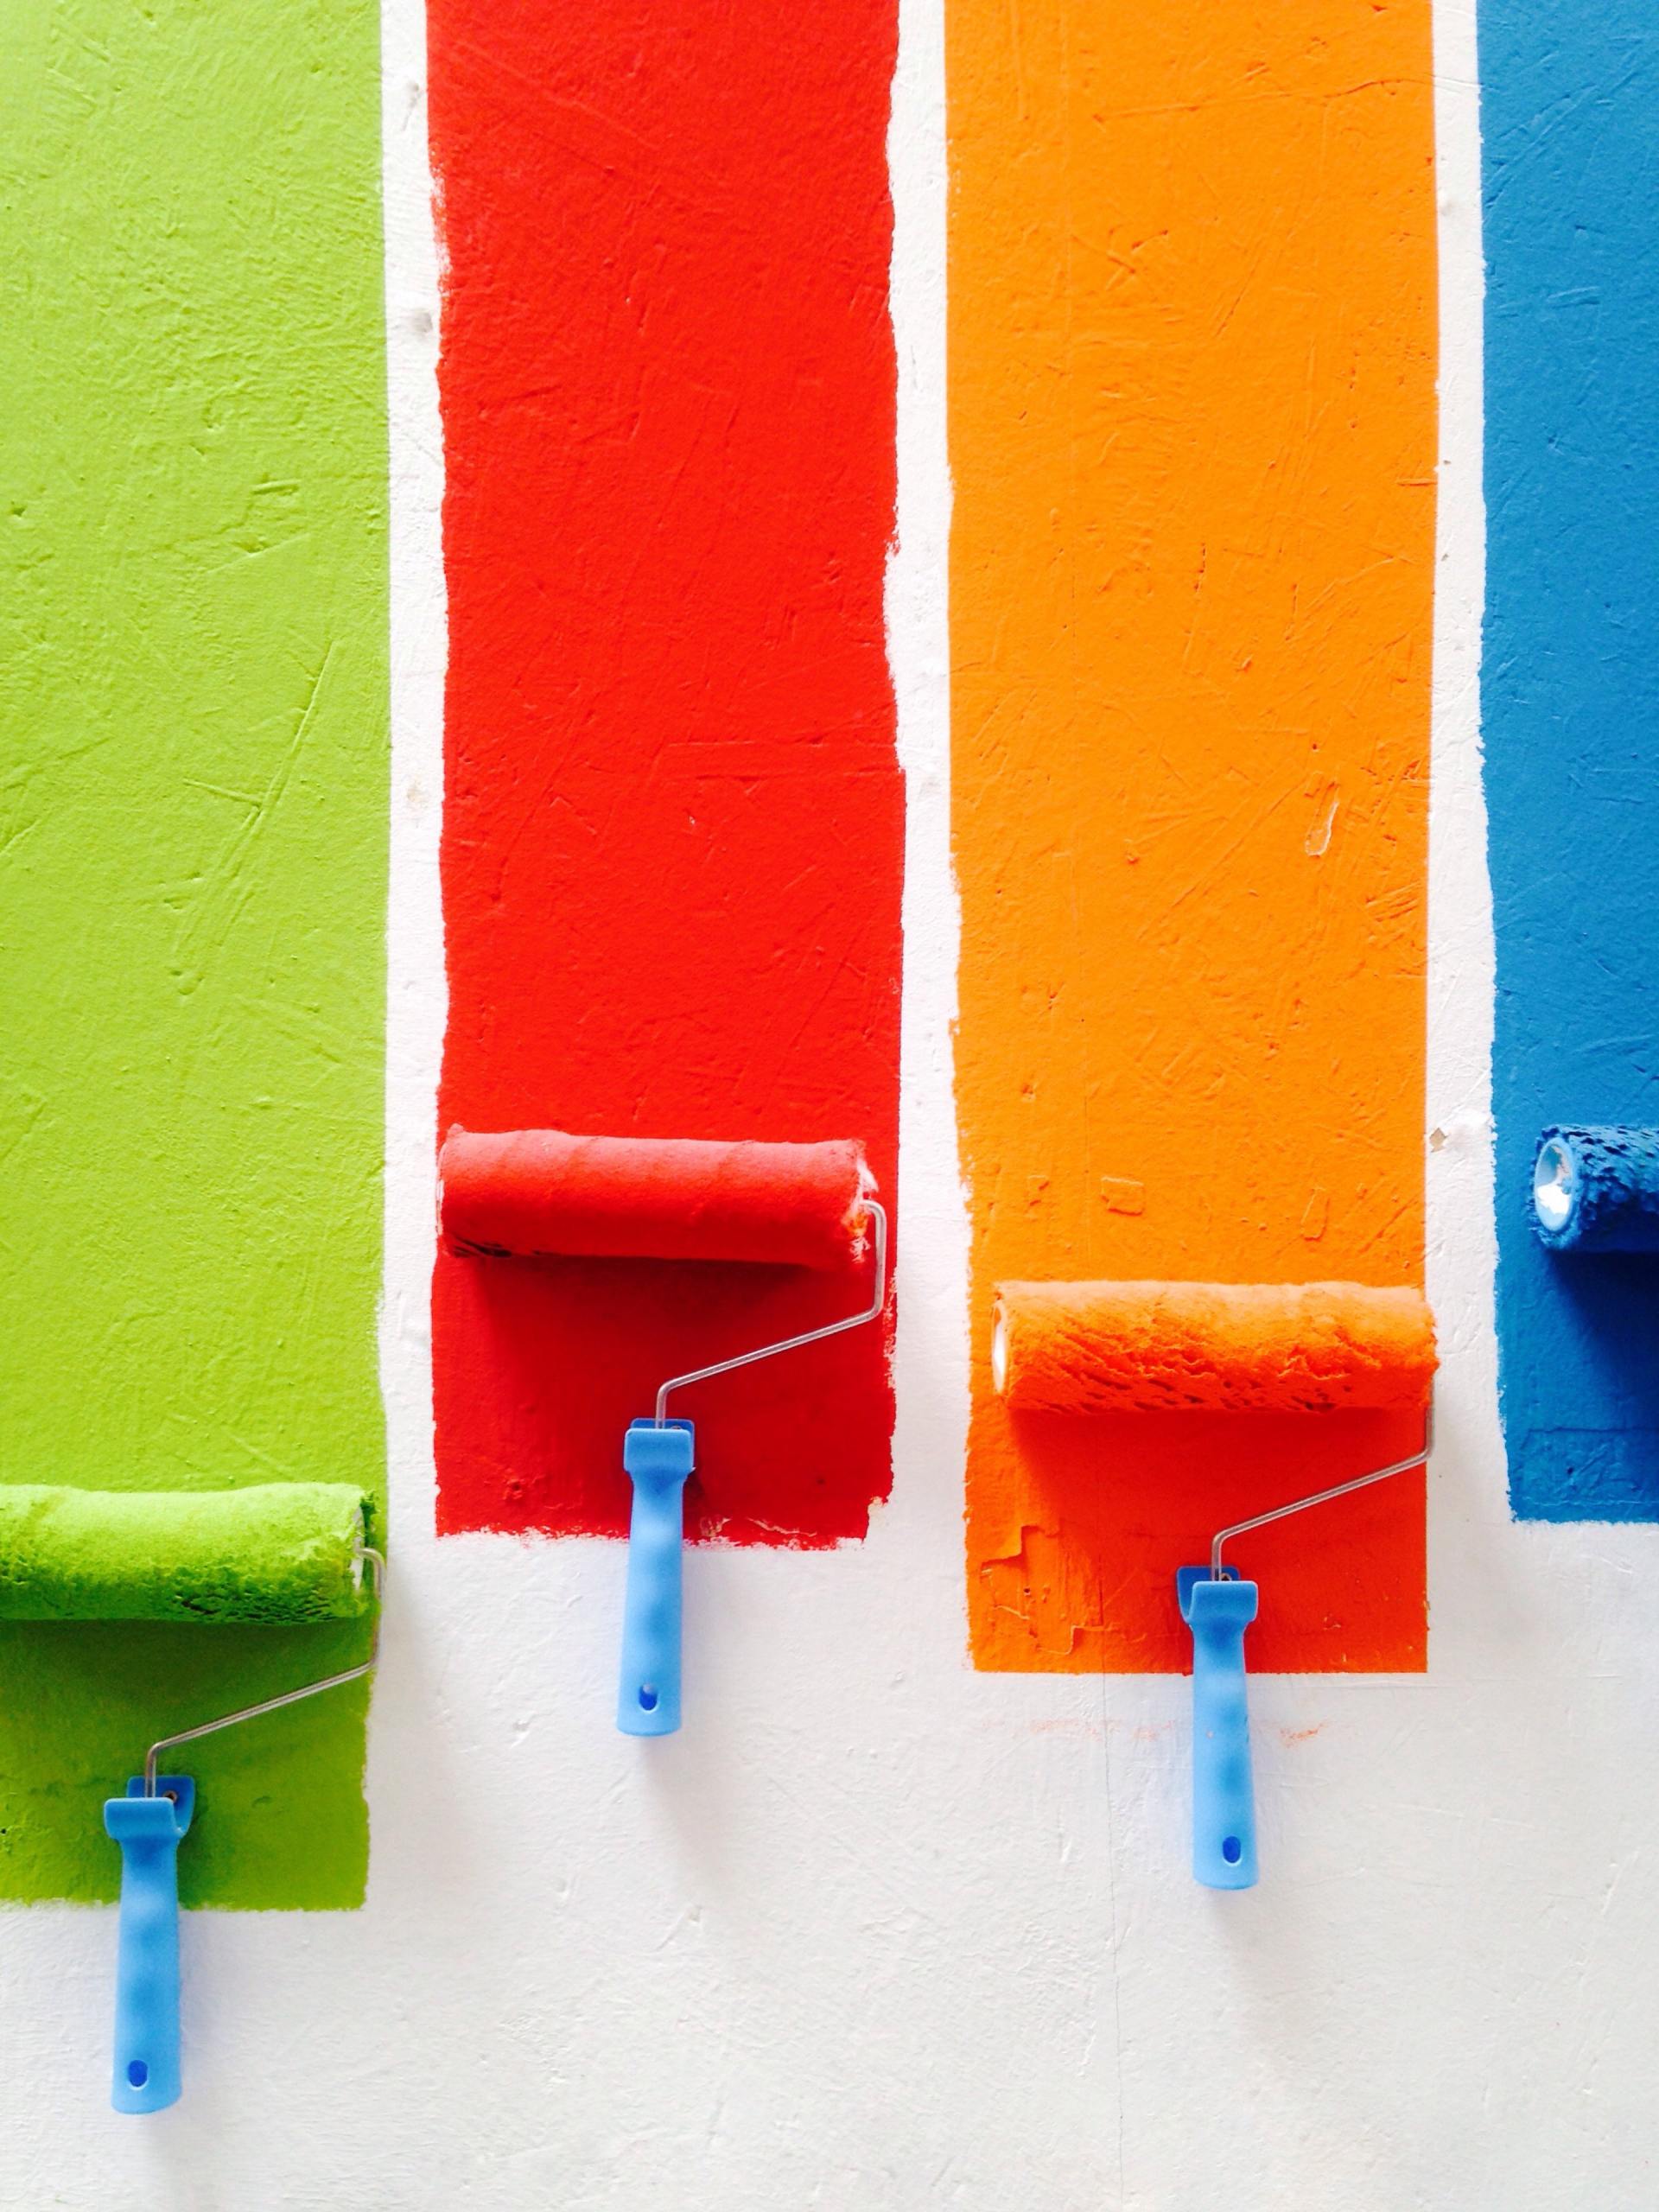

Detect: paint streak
[950, 0, 1437, 1669]
[0, 1, 387, 1903]
[428, 0, 902, 1544]
[1483, 6, 1659, 1520]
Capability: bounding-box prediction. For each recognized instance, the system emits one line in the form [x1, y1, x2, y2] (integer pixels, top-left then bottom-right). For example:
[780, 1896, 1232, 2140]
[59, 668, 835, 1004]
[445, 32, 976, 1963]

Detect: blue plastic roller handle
[618, 1419, 695, 1736]
[104, 1775, 194, 2113]
[1178, 1571, 1260, 1889]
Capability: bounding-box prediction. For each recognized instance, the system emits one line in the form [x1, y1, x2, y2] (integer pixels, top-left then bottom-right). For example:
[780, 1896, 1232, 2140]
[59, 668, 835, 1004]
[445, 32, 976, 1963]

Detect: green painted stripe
[0, 1, 388, 1906]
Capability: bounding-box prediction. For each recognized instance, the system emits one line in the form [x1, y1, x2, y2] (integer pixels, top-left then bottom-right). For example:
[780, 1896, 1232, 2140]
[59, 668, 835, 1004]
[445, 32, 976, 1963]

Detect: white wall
[3, 2, 1657, 2205]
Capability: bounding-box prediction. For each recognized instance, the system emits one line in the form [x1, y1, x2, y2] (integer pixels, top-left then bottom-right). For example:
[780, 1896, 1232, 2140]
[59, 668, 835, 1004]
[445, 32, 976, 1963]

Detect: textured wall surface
[3, 2, 1659, 2206]
[426, 0, 904, 1549]
[0, 0, 387, 1907]
[1483, 3, 1659, 1520]
[950, 0, 1439, 1671]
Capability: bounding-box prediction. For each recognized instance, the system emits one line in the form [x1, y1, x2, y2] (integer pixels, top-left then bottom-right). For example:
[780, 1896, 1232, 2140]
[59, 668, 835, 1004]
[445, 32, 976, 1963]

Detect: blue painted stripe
[1484, 5, 1659, 1518]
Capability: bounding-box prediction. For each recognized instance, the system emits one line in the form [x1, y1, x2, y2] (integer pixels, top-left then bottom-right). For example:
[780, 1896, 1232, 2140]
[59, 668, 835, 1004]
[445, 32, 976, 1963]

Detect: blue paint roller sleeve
[1533, 1126, 1659, 1252]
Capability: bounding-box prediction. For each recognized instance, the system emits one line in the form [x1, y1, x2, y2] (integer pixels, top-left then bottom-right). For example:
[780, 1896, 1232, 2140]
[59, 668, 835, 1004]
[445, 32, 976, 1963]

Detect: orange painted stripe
[950, 3, 1438, 1671]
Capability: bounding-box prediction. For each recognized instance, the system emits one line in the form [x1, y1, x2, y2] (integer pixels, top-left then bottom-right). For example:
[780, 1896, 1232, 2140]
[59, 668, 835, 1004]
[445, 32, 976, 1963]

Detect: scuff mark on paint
[427, 0, 902, 1548]
[981, 1522, 1052, 1578]
[950, 0, 1436, 1672]
[1427, 1109, 1490, 1160]
[1304, 784, 1340, 858]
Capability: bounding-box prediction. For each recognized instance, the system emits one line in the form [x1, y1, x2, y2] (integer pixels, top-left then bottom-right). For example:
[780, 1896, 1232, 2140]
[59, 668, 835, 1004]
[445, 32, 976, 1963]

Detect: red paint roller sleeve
[440, 1130, 873, 1270]
[992, 1281, 1437, 1415]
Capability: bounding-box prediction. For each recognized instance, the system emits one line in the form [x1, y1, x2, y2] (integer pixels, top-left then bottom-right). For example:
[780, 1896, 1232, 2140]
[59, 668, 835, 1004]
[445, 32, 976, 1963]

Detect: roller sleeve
[991, 1280, 1436, 1414]
[439, 1128, 871, 1269]
[0, 1483, 372, 1622]
[1532, 1125, 1659, 1252]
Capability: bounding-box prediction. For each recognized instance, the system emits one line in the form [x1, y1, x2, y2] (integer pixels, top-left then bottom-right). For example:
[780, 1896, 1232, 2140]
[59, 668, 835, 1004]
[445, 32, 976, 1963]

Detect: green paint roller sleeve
[0, 1487, 373, 1624]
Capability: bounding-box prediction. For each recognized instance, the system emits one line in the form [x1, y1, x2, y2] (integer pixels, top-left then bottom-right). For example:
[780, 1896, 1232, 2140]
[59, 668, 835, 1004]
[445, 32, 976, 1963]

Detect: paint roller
[991, 1280, 1437, 1889]
[0, 1481, 382, 2113]
[1532, 1125, 1659, 1251]
[439, 1128, 887, 1736]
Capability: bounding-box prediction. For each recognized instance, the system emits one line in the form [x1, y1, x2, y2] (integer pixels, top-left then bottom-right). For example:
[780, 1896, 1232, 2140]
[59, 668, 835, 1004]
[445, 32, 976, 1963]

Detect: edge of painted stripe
[376, 0, 446, 1833]
[1424, 0, 1502, 1643]
[887, 0, 970, 1568]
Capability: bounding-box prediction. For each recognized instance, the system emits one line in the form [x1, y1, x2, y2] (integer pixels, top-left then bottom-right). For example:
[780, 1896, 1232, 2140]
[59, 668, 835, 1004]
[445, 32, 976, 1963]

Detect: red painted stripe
[427, 1, 902, 1544]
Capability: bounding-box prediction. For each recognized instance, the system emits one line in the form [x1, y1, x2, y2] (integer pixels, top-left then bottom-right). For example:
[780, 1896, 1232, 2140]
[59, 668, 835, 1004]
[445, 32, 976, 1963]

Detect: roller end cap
[1532, 1131, 1581, 1245]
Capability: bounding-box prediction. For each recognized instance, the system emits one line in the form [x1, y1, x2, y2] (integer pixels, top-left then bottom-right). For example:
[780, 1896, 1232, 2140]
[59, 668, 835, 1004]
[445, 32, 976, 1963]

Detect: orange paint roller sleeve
[992, 1282, 1437, 1417]
[439, 1130, 871, 1270]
